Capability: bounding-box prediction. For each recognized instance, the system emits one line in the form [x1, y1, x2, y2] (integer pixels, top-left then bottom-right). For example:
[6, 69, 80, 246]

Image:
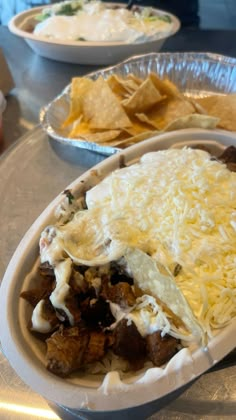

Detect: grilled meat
[46, 326, 89, 377]
[113, 319, 146, 370]
[101, 281, 136, 309]
[146, 331, 179, 366]
[84, 330, 110, 364]
[39, 261, 55, 279]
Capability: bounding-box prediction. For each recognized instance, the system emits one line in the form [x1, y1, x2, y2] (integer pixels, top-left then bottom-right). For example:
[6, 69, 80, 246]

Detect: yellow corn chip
[82, 76, 132, 130]
[122, 76, 164, 114]
[142, 97, 195, 130]
[196, 94, 236, 131]
[149, 72, 182, 98]
[164, 113, 219, 131]
[78, 130, 121, 143]
[62, 77, 93, 127]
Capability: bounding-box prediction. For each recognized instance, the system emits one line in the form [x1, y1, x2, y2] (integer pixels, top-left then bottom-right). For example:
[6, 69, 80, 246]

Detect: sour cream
[33, 1, 173, 43]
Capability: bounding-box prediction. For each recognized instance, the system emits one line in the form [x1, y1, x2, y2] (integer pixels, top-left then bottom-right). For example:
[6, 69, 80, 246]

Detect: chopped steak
[101, 282, 136, 309]
[20, 287, 52, 307]
[110, 272, 133, 286]
[64, 290, 81, 325]
[40, 298, 59, 329]
[218, 146, 236, 172]
[146, 331, 179, 366]
[81, 297, 115, 328]
[39, 262, 55, 279]
[226, 162, 236, 172]
[218, 145, 236, 164]
[110, 262, 133, 285]
[46, 325, 114, 376]
[46, 326, 89, 377]
[113, 319, 146, 369]
[84, 331, 109, 364]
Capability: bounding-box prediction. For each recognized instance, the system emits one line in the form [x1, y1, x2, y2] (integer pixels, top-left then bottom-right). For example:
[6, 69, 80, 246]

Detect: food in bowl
[33, 0, 174, 43]
[20, 144, 236, 378]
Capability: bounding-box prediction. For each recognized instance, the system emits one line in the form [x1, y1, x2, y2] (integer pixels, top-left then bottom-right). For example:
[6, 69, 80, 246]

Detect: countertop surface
[0, 24, 236, 420]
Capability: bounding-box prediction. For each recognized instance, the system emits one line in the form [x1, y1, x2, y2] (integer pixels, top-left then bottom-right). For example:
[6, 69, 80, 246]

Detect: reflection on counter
[0, 402, 59, 419]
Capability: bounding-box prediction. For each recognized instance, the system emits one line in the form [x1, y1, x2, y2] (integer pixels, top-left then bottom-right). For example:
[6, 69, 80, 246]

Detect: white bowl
[0, 129, 236, 417]
[8, 3, 180, 65]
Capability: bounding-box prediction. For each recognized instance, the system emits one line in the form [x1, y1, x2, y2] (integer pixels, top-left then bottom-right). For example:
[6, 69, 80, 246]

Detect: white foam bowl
[0, 129, 236, 417]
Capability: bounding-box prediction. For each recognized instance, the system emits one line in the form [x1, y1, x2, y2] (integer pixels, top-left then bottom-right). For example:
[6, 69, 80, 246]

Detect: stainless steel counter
[0, 25, 236, 419]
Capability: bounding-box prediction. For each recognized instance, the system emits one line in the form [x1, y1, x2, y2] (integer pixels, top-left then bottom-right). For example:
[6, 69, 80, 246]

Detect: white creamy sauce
[109, 295, 172, 337]
[50, 258, 74, 324]
[33, 1, 173, 43]
[32, 300, 52, 333]
[40, 226, 64, 265]
[32, 256, 74, 330]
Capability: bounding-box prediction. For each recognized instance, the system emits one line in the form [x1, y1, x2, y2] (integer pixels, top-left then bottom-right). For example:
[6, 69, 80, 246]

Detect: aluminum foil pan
[40, 52, 236, 156]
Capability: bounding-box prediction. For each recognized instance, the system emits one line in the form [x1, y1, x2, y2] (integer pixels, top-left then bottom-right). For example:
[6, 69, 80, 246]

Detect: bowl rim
[8, 2, 180, 48]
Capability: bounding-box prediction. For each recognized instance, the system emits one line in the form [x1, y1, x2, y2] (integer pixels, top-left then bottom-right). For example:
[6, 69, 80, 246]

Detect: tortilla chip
[196, 95, 219, 112]
[142, 98, 195, 130]
[104, 131, 154, 148]
[62, 77, 93, 127]
[196, 94, 236, 131]
[164, 113, 219, 131]
[135, 112, 160, 129]
[78, 130, 121, 143]
[113, 75, 140, 94]
[126, 74, 143, 86]
[82, 76, 132, 130]
[122, 76, 164, 114]
[123, 130, 158, 145]
[68, 120, 91, 138]
[187, 98, 208, 115]
[107, 74, 140, 92]
[98, 131, 131, 147]
[149, 72, 182, 98]
[124, 116, 157, 136]
[107, 75, 132, 99]
[125, 248, 205, 343]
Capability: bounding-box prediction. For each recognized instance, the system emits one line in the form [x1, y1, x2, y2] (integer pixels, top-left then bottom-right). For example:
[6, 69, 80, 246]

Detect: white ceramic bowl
[0, 129, 236, 418]
[8, 3, 180, 65]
